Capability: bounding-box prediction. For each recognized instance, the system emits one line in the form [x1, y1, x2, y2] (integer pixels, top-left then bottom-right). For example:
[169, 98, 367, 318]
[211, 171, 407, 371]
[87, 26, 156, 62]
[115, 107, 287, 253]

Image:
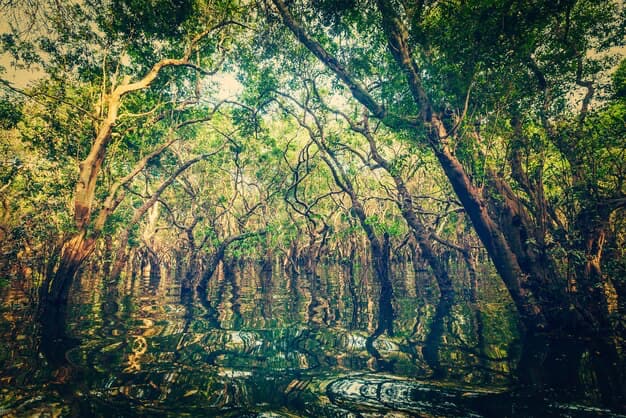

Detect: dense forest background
[1, 0, 625, 345]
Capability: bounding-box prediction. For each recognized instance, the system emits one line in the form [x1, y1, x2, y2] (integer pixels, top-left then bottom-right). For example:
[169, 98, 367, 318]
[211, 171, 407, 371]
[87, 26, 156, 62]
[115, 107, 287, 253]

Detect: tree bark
[42, 231, 96, 304]
[360, 122, 455, 301]
[319, 147, 394, 337]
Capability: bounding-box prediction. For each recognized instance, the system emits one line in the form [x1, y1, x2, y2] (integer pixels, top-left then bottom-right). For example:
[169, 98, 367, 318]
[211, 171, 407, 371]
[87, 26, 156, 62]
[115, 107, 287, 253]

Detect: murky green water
[1, 263, 624, 416]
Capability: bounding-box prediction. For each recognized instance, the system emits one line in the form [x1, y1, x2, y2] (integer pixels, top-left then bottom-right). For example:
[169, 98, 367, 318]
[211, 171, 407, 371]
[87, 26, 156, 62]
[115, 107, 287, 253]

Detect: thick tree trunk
[571, 210, 617, 331]
[374, 0, 551, 331]
[272, 0, 545, 332]
[43, 232, 96, 305]
[434, 145, 547, 330]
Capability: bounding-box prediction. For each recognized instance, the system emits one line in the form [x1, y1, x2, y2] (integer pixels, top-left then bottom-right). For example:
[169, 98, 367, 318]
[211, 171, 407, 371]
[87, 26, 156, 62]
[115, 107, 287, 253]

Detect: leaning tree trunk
[374, 0, 549, 331]
[319, 149, 394, 338]
[361, 123, 455, 301]
[272, 0, 548, 333]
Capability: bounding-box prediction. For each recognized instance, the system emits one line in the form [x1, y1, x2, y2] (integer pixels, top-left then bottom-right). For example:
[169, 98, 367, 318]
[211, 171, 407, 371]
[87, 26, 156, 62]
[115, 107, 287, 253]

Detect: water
[1, 262, 624, 416]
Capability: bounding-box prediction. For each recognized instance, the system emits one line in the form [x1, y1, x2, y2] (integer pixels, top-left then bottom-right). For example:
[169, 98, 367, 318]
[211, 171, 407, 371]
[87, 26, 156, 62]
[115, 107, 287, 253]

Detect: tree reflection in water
[0, 262, 624, 416]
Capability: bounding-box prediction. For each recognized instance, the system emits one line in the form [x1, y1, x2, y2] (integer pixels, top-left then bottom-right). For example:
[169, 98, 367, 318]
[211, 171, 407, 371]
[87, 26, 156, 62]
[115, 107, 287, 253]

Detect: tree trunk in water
[273, 0, 545, 333]
[319, 149, 395, 337]
[374, 2, 540, 328]
[196, 231, 265, 313]
[363, 125, 455, 302]
[42, 232, 96, 306]
[347, 241, 360, 330]
[180, 255, 198, 305]
[109, 241, 129, 284]
[38, 234, 91, 371]
[422, 285, 454, 379]
[433, 146, 547, 331]
[197, 243, 228, 312]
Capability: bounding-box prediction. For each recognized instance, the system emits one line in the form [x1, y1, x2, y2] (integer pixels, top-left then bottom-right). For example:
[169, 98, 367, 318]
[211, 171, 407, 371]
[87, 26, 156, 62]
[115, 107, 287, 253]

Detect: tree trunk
[433, 146, 547, 330]
[319, 149, 394, 337]
[362, 124, 455, 301]
[43, 232, 96, 305]
[39, 45, 219, 323]
[109, 241, 129, 284]
[571, 209, 617, 332]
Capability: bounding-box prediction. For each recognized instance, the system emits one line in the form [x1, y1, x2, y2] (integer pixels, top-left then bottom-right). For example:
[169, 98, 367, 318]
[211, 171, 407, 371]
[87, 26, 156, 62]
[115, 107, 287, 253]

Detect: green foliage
[0, 0, 623, 332]
[613, 59, 626, 99]
[364, 215, 404, 237]
[108, 0, 193, 38]
[0, 98, 23, 129]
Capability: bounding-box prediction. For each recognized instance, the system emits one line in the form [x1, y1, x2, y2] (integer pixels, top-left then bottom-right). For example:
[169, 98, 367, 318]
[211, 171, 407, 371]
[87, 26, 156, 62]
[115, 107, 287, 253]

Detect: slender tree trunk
[362, 124, 455, 301]
[319, 150, 395, 337]
[109, 152, 218, 282]
[347, 240, 360, 330]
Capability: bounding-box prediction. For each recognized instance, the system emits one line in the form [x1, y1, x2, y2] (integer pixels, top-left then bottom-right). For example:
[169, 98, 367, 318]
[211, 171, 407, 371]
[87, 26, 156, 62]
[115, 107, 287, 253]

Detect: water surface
[1, 262, 624, 416]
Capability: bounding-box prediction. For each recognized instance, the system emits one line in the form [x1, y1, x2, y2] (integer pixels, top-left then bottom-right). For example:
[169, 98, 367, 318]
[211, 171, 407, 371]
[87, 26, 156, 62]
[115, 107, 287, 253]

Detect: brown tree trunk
[109, 241, 130, 284]
[43, 232, 97, 304]
[319, 149, 395, 337]
[571, 209, 617, 331]
[41, 39, 222, 318]
[433, 146, 547, 329]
